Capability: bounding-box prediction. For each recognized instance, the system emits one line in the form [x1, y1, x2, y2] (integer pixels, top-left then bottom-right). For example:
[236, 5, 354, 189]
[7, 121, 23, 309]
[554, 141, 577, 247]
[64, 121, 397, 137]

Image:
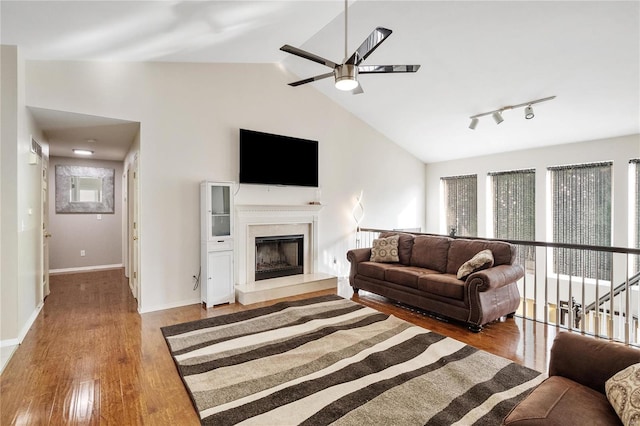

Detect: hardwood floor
[1, 269, 558, 425]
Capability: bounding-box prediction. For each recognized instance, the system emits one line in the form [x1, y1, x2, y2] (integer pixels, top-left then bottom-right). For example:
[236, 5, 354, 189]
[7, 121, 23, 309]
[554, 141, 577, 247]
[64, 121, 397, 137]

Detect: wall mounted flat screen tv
[239, 129, 319, 187]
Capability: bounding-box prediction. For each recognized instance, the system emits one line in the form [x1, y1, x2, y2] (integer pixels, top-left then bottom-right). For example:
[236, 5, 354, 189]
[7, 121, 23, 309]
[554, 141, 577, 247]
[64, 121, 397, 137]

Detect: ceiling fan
[280, 0, 420, 94]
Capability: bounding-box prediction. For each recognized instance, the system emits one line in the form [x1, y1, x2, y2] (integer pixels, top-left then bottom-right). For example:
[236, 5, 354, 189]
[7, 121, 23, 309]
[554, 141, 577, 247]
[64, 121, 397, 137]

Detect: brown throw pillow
[370, 235, 400, 263]
[606, 362, 640, 426]
[456, 249, 494, 280]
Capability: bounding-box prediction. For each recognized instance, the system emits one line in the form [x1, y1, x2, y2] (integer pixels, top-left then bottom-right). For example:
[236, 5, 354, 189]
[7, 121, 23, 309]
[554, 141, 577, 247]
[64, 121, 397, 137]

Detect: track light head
[469, 118, 479, 130]
[524, 105, 534, 119]
[492, 111, 504, 124]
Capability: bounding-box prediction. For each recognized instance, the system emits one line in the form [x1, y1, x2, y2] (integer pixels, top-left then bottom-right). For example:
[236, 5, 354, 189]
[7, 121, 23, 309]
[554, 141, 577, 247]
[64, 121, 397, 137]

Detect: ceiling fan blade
[345, 27, 393, 66]
[358, 65, 421, 74]
[288, 72, 334, 87]
[280, 45, 338, 69]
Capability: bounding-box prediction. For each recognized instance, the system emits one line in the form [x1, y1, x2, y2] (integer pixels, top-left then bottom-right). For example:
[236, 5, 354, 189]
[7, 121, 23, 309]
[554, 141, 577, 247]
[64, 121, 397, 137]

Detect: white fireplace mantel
[235, 204, 323, 287]
[236, 204, 323, 216]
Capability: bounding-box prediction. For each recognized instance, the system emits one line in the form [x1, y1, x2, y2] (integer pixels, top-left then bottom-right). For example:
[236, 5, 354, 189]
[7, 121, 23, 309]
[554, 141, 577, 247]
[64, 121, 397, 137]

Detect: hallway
[0, 269, 205, 425]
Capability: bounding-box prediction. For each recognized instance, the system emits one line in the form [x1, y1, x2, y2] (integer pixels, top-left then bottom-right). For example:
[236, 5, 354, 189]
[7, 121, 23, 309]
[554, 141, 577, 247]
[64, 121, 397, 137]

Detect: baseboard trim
[1, 301, 43, 347]
[0, 338, 19, 348]
[1, 345, 18, 374]
[19, 302, 43, 342]
[49, 264, 124, 275]
[140, 298, 201, 314]
[1, 301, 43, 373]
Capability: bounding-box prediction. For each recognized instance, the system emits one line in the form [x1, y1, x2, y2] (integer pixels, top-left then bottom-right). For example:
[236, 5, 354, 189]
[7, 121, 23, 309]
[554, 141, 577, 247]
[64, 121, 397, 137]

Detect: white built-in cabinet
[200, 181, 234, 307]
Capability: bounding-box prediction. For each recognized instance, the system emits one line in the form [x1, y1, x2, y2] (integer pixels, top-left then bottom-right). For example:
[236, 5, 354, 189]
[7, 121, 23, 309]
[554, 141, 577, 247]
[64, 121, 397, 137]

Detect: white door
[123, 169, 129, 279]
[129, 156, 140, 305]
[42, 157, 50, 299]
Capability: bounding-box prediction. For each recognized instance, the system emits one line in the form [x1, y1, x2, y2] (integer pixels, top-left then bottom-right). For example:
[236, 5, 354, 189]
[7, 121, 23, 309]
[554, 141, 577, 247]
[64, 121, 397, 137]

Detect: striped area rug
[161, 295, 544, 425]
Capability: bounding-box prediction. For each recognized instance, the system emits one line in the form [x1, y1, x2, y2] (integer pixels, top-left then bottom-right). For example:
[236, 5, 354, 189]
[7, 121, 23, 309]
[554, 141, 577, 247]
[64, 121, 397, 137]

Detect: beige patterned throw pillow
[456, 249, 494, 280]
[606, 363, 640, 426]
[370, 235, 400, 263]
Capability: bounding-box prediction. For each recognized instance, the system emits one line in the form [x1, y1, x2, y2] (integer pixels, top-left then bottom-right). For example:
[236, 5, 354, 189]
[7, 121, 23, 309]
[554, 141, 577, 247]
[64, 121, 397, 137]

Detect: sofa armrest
[549, 331, 640, 394]
[346, 248, 372, 286]
[466, 264, 524, 292]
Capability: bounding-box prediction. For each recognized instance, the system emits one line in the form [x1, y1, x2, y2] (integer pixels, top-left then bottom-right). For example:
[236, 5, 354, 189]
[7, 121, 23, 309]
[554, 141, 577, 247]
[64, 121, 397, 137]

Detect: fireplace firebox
[255, 235, 304, 281]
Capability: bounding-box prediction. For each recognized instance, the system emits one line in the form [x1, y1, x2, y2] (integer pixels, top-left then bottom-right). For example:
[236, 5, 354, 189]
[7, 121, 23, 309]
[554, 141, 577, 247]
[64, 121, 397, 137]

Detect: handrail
[583, 271, 640, 314]
[359, 227, 640, 255]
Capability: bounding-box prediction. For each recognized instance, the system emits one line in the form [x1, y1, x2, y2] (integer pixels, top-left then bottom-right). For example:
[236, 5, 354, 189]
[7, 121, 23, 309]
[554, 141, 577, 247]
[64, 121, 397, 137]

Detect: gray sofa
[346, 232, 524, 331]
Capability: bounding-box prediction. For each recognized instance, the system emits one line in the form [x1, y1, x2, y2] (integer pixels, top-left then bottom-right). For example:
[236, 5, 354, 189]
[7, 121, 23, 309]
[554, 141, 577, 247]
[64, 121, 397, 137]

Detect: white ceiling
[2, 1, 639, 163]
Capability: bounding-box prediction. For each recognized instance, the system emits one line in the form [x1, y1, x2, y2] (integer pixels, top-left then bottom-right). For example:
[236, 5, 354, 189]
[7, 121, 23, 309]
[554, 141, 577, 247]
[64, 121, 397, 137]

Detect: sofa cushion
[446, 239, 515, 275]
[385, 266, 440, 289]
[380, 232, 414, 265]
[370, 235, 400, 263]
[410, 235, 451, 272]
[358, 261, 396, 281]
[417, 273, 465, 300]
[605, 362, 640, 426]
[457, 249, 494, 280]
[503, 376, 621, 425]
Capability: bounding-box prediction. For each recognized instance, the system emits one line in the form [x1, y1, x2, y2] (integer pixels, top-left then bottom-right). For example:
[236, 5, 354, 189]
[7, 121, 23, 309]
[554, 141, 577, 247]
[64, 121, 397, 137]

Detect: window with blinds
[489, 169, 535, 268]
[632, 159, 640, 273]
[442, 174, 477, 237]
[548, 162, 612, 280]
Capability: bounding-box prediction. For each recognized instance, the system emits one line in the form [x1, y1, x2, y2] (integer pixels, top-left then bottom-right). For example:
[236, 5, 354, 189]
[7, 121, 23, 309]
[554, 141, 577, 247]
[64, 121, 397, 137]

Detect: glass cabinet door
[210, 185, 231, 237]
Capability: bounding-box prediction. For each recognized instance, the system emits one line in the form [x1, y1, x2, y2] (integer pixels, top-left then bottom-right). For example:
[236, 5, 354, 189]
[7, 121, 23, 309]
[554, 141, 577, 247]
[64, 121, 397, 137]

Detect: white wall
[25, 60, 426, 312]
[425, 134, 640, 248]
[1, 45, 47, 345]
[1, 45, 20, 342]
[48, 156, 124, 271]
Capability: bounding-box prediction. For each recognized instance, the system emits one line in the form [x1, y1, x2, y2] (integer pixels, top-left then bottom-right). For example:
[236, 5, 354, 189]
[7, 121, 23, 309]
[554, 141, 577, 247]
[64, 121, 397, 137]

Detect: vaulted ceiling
[2, 1, 638, 162]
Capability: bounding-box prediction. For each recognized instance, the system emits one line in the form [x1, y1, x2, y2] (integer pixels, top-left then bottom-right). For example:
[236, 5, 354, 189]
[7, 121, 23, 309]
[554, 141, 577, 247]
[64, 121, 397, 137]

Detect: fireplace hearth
[255, 234, 304, 281]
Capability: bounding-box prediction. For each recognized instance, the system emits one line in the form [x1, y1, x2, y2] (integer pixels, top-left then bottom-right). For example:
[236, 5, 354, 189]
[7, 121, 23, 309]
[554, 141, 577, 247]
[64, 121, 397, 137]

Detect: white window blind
[549, 162, 612, 279]
[442, 174, 477, 237]
[489, 169, 535, 267]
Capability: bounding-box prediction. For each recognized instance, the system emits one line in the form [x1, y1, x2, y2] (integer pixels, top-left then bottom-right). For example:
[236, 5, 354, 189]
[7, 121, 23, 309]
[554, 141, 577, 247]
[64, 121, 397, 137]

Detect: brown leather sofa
[503, 332, 640, 425]
[346, 232, 524, 331]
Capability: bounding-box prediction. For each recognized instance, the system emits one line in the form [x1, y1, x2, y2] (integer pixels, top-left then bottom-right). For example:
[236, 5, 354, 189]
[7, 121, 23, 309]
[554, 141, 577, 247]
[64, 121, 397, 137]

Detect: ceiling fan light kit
[469, 95, 556, 130]
[335, 64, 359, 91]
[280, 0, 420, 94]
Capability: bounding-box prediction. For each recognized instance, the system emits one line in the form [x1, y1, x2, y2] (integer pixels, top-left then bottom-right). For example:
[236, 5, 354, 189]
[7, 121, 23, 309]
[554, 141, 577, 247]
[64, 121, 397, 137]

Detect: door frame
[41, 155, 50, 299]
[127, 154, 140, 307]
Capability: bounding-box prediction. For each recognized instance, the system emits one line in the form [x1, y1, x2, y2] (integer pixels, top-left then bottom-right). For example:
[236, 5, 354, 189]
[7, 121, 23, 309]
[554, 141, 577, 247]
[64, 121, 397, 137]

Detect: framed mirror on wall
[55, 165, 115, 213]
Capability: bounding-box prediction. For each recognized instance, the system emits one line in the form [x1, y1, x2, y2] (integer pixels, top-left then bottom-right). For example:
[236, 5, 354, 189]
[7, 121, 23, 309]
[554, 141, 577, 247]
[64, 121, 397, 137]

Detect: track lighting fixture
[468, 95, 555, 130]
